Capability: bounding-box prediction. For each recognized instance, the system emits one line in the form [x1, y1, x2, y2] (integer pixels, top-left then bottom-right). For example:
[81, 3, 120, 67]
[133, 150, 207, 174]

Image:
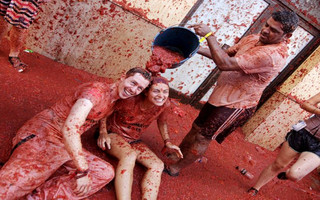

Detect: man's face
[259, 17, 287, 44]
[118, 73, 150, 99]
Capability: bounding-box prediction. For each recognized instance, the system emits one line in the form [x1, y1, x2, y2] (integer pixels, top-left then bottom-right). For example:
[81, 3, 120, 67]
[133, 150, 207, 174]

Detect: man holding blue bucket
[164, 10, 299, 176]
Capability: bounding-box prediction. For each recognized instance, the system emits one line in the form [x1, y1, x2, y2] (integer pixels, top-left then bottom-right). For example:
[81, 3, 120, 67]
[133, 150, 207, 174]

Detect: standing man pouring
[0, 0, 48, 72]
[165, 10, 299, 176]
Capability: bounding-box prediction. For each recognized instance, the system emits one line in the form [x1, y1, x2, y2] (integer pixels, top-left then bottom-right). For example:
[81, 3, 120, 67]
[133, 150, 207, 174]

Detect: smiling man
[165, 10, 299, 177]
[0, 67, 151, 199]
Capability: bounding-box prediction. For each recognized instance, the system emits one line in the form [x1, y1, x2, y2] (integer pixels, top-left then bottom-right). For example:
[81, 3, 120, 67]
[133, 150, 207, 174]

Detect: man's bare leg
[166, 124, 211, 175]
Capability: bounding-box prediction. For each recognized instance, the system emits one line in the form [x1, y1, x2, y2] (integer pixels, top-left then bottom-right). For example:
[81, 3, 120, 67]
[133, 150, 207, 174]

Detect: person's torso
[107, 96, 168, 141]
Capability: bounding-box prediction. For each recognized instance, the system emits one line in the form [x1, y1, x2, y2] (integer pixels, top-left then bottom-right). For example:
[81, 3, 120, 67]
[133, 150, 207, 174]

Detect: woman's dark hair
[145, 76, 169, 92]
[126, 67, 152, 81]
[272, 10, 299, 34]
[151, 76, 169, 86]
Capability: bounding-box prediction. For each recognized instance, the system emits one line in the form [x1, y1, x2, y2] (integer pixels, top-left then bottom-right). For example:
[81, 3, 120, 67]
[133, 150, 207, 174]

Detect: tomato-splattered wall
[25, 0, 196, 80]
[243, 45, 320, 151]
[282, 0, 320, 30]
[23, 0, 319, 150]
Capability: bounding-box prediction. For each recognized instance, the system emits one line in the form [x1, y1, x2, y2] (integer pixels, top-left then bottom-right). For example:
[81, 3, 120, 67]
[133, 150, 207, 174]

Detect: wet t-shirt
[107, 95, 170, 142]
[209, 34, 288, 109]
[13, 82, 117, 146]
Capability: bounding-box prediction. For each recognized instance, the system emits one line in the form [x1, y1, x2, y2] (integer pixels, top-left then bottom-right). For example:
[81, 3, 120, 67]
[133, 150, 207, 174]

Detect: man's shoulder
[241, 34, 259, 42]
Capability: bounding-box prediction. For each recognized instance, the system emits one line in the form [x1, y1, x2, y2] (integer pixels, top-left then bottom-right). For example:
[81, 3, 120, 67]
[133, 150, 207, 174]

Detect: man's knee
[99, 162, 115, 183]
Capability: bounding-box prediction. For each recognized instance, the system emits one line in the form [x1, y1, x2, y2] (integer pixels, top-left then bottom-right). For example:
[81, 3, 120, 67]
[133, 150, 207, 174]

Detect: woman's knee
[120, 150, 138, 165]
[149, 159, 164, 172]
[286, 168, 304, 182]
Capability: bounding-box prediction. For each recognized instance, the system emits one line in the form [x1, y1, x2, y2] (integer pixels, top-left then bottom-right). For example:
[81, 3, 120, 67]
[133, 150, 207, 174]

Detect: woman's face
[147, 83, 169, 106]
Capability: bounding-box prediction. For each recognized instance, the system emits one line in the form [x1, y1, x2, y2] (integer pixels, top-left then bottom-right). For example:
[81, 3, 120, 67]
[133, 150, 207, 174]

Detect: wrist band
[75, 169, 89, 179]
[199, 32, 213, 42]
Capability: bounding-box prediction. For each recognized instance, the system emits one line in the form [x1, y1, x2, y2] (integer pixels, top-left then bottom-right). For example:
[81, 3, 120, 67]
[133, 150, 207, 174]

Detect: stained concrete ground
[0, 40, 319, 199]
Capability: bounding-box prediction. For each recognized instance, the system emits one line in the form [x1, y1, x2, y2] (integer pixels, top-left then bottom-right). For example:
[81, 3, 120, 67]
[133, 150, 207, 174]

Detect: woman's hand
[97, 130, 111, 150]
[165, 142, 183, 159]
[74, 174, 92, 196]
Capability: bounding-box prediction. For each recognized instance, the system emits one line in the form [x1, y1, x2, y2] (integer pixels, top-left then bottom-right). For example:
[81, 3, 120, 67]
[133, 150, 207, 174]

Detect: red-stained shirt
[107, 95, 170, 142]
[13, 82, 117, 146]
[209, 34, 288, 109]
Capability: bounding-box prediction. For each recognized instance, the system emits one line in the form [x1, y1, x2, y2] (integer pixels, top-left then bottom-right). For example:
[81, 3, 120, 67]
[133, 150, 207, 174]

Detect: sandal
[8, 56, 27, 73]
[247, 187, 259, 196]
[163, 165, 179, 177]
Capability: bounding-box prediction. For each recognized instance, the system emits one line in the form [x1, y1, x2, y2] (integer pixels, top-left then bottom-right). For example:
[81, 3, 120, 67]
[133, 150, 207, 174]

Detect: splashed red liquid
[146, 46, 185, 74]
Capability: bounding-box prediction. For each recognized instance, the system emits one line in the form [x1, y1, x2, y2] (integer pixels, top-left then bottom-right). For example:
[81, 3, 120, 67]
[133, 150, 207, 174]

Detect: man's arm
[62, 98, 92, 171]
[197, 46, 213, 59]
[190, 24, 241, 71]
[300, 92, 320, 115]
[61, 98, 93, 195]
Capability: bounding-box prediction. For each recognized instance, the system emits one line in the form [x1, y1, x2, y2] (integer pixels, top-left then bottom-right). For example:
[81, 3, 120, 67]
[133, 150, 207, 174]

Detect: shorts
[194, 103, 256, 144]
[0, 0, 40, 29]
[108, 132, 141, 144]
[286, 128, 320, 157]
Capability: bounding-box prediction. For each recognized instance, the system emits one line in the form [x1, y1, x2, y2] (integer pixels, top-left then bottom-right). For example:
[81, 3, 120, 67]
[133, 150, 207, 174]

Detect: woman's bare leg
[9, 26, 28, 57]
[252, 142, 298, 191]
[132, 142, 164, 200]
[106, 134, 137, 200]
[286, 151, 320, 181]
[0, 17, 10, 46]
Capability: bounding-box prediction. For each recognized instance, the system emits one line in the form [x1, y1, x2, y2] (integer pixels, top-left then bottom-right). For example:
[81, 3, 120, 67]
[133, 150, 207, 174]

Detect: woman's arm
[300, 92, 320, 115]
[97, 117, 111, 150]
[157, 114, 183, 158]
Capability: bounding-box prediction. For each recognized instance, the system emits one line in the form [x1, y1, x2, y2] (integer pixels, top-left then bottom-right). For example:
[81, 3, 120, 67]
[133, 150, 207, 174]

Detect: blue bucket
[152, 26, 200, 69]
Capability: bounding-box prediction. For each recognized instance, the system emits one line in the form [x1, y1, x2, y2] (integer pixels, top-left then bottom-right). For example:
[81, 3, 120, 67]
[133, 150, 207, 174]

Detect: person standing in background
[248, 92, 320, 196]
[0, 0, 49, 72]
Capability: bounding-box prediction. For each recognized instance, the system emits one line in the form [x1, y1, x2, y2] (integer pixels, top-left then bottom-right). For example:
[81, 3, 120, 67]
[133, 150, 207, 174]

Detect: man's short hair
[272, 10, 299, 34]
[126, 67, 152, 81]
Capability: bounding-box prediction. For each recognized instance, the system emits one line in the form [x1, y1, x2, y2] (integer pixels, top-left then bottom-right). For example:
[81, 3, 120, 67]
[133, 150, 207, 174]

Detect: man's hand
[189, 24, 212, 37]
[74, 174, 92, 196]
[165, 142, 183, 159]
[97, 130, 111, 150]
